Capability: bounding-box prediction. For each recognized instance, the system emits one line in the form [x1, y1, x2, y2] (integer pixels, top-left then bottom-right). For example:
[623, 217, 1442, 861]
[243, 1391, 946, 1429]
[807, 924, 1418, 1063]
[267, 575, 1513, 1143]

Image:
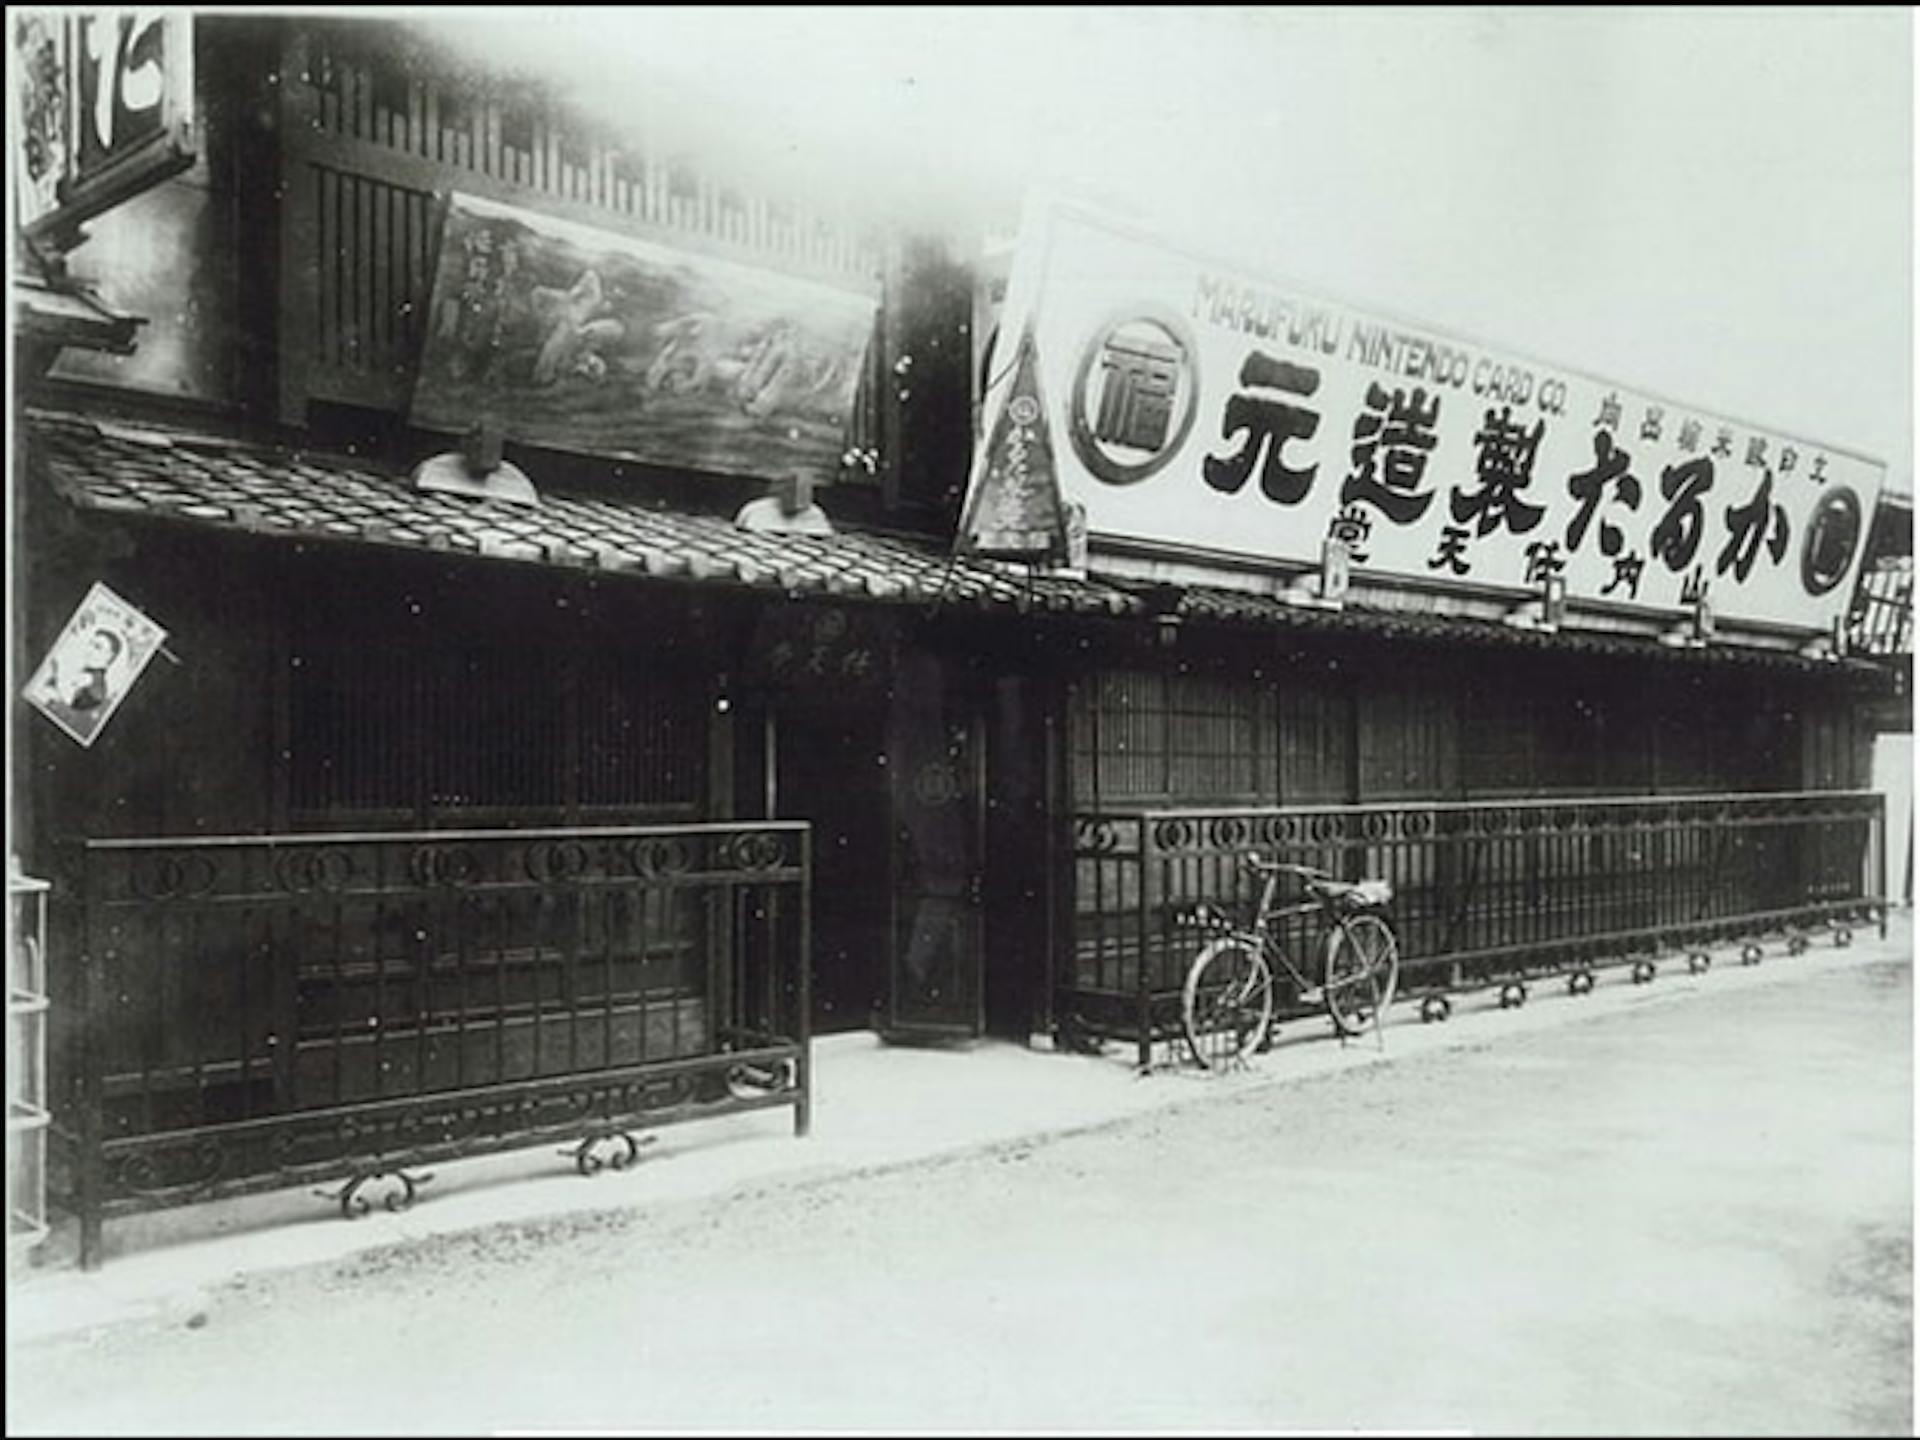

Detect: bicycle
[1180, 853, 1401, 1070]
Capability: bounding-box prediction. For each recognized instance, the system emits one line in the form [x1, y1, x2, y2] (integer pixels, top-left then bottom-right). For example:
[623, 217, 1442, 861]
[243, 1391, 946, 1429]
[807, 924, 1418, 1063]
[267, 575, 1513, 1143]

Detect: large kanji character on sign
[1649, 456, 1715, 573]
[1203, 351, 1322, 505]
[1093, 333, 1180, 453]
[1715, 469, 1791, 582]
[1564, 429, 1643, 557]
[1341, 382, 1440, 524]
[1450, 406, 1546, 538]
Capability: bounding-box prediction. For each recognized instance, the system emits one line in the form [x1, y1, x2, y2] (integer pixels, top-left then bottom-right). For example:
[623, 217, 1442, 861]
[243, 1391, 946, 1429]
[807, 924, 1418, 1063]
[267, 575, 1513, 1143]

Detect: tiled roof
[27, 409, 1136, 617]
[25, 408, 1874, 678]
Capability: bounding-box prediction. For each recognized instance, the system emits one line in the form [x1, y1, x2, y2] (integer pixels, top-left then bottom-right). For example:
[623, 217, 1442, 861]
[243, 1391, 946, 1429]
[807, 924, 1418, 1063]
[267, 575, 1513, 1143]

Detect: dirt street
[8, 955, 1911, 1436]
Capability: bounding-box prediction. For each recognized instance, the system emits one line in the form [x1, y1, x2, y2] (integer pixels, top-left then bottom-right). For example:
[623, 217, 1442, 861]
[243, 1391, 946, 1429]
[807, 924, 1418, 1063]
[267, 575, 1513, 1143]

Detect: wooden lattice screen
[287, 628, 708, 826]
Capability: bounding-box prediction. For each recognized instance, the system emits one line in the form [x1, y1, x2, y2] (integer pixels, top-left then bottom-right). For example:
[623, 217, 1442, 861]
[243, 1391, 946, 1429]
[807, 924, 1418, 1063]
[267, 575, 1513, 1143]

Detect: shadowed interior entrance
[774, 695, 890, 1033]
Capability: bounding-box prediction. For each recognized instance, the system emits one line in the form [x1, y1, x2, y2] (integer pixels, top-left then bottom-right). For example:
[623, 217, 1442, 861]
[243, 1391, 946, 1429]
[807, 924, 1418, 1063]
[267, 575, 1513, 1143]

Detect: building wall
[1066, 638, 1831, 814]
[48, 19, 280, 414]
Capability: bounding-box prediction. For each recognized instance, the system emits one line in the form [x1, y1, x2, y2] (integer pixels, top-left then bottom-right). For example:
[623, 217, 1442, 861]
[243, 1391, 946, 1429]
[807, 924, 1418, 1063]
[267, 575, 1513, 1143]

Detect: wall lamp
[1502, 572, 1567, 633]
[1280, 538, 1349, 610]
[1658, 594, 1715, 650]
[1139, 583, 1186, 648]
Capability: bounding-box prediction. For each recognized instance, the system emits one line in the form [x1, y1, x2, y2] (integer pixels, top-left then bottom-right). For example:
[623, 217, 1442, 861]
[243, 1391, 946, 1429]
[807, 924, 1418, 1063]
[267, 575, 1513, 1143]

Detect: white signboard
[970, 198, 1885, 634]
[23, 584, 168, 748]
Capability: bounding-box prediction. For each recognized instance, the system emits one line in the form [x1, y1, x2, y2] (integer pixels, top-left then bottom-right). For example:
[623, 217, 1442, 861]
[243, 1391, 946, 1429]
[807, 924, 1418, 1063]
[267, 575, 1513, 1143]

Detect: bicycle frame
[1243, 867, 1350, 993]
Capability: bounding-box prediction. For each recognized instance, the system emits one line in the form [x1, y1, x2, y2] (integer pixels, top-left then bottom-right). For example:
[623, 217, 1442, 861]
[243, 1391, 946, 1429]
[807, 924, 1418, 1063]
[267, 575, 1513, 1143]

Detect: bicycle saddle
[1308, 876, 1394, 909]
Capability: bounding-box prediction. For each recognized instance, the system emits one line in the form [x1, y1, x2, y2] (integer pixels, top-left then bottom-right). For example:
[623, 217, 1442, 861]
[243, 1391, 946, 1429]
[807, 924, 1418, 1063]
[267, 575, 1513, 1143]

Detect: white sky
[409, 7, 1911, 484]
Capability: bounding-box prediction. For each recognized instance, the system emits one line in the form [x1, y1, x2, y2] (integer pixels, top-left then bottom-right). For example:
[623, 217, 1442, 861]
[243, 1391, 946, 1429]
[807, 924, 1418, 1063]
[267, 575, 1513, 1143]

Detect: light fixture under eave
[413, 419, 541, 507]
[1659, 592, 1716, 650]
[1798, 618, 1848, 663]
[1279, 538, 1349, 611]
[1502, 573, 1567, 634]
[734, 471, 835, 537]
[1658, 620, 1708, 650]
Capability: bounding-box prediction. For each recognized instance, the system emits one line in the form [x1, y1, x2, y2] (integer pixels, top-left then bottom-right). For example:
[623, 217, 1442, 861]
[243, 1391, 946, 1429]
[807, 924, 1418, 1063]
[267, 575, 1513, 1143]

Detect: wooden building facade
[10, 15, 1902, 1253]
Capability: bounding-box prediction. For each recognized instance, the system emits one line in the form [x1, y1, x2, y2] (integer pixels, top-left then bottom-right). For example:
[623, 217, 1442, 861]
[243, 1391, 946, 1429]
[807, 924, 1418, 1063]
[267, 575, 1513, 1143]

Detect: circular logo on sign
[812, 607, 849, 643]
[1068, 308, 1200, 486]
[913, 761, 961, 808]
[1008, 395, 1041, 426]
[1800, 485, 1864, 597]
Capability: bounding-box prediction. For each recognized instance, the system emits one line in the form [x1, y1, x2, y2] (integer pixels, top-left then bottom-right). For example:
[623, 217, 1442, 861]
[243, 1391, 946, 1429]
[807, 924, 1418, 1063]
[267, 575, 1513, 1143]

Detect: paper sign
[24, 584, 168, 748]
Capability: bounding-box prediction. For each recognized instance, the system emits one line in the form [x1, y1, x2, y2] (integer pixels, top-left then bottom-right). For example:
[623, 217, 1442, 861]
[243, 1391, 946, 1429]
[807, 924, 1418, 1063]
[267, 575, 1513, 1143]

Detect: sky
[407, 6, 1913, 493]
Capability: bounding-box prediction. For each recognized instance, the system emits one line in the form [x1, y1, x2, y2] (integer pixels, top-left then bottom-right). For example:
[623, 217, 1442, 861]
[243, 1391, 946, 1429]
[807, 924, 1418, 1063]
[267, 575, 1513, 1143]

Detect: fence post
[76, 847, 105, 1271]
[1135, 837, 1152, 1073]
[1875, 795, 1888, 938]
[795, 824, 812, 1138]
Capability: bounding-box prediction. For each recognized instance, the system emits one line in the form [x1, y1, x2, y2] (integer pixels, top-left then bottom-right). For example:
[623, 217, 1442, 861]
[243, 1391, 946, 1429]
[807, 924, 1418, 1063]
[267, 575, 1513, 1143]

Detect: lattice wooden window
[1168, 673, 1268, 801]
[1071, 669, 1274, 806]
[289, 631, 706, 820]
[287, 639, 423, 814]
[426, 646, 569, 811]
[576, 650, 705, 809]
[1535, 690, 1603, 793]
[1276, 681, 1354, 805]
[1462, 683, 1538, 796]
[1356, 675, 1453, 802]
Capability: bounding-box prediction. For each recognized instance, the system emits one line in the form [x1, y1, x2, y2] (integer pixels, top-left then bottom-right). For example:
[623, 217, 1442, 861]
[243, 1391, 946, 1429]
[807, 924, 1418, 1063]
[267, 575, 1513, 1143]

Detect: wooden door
[883, 649, 985, 1039]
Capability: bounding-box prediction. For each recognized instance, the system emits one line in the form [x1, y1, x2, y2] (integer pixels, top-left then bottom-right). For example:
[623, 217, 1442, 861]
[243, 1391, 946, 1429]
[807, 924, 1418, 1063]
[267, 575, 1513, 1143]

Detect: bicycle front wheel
[1182, 937, 1275, 1070]
[1323, 914, 1401, 1038]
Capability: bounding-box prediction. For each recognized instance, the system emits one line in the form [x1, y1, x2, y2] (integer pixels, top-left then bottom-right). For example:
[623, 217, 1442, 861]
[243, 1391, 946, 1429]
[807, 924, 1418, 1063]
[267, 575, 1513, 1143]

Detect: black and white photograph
[5, 6, 1914, 1434]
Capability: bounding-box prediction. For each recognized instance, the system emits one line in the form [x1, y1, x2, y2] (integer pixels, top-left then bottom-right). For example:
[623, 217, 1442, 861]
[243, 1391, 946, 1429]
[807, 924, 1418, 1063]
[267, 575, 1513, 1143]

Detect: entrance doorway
[881, 648, 985, 1039]
[774, 697, 889, 1034]
[764, 646, 1002, 1042]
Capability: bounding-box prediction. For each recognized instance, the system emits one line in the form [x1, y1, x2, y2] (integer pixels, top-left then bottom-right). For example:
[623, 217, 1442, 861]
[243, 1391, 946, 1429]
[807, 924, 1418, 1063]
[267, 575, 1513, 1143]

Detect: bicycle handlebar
[1240, 852, 1332, 880]
[1242, 852, 1394, 910]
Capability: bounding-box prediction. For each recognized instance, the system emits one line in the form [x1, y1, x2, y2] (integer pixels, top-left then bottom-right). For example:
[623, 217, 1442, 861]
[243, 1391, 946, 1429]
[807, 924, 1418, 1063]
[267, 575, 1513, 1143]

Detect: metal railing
[61, 822, 810, 1268]
[1065, 791, 1887, 1069]
[10, 864, 53, 1257]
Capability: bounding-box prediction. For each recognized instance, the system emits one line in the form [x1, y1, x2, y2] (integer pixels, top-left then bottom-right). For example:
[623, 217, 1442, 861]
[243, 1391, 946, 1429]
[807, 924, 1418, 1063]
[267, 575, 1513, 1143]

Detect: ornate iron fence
[61, 822, 809, 1268]
[1065, 792, 1887, 1069]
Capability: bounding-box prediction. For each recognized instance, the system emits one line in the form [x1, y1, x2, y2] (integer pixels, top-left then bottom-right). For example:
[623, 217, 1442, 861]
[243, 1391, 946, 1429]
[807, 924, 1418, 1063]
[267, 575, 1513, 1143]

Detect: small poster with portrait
[23, 583, 168, 748]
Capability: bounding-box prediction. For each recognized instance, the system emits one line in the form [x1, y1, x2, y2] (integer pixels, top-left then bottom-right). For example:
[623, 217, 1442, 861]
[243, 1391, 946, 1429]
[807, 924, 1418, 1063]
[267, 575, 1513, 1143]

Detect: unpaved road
[9, 957, 1911, 1436]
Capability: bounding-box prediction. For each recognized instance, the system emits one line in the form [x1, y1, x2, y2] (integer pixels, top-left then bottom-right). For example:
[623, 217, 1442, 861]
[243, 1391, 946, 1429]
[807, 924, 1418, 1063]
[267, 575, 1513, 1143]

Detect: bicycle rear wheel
[1182, 937, 1274, 1070]
[1323, 913, 1400, 1038]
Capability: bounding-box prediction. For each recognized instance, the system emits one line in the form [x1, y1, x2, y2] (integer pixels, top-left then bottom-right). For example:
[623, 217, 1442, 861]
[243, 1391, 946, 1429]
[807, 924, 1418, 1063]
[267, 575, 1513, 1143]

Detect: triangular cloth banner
[956, 326, 1068, 562]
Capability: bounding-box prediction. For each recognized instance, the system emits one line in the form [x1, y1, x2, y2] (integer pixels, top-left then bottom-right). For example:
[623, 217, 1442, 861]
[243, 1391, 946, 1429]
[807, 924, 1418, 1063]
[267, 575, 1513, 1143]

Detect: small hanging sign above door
[23, 583, 168, 748]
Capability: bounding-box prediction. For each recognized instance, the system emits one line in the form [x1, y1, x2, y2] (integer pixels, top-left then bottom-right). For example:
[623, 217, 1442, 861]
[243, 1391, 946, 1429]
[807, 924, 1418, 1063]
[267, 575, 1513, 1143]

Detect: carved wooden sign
[743, 603, 894, 694]
[411, 192, 875, 484]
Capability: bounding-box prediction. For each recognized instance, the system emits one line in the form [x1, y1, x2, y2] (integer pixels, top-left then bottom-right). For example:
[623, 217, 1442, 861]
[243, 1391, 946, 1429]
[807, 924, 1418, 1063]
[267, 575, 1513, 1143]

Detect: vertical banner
[23, 584, 169, 748]
[955, 324, 1069, 561]
[961, 196, 1886, 635]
